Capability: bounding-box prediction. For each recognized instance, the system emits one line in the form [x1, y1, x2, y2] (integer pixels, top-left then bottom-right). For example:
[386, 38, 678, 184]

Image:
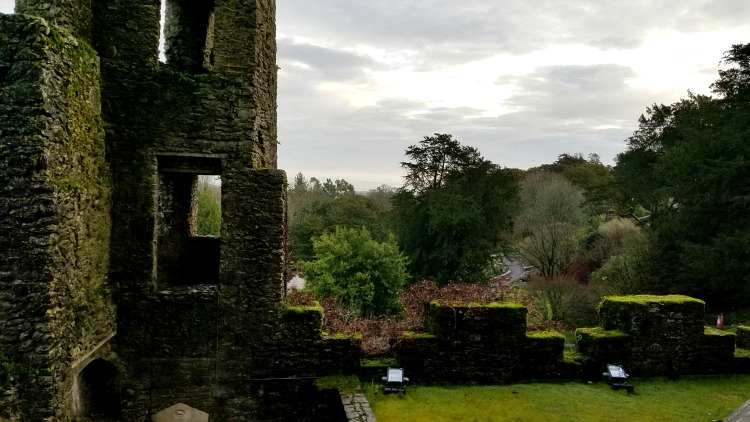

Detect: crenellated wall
[394, 302, 565, 382]
[576, 295, 744, 376]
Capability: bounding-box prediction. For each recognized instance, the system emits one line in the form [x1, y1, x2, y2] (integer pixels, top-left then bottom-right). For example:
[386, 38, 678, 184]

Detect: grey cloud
[278, 38, 384, 82]
[505, 64, 652, 121]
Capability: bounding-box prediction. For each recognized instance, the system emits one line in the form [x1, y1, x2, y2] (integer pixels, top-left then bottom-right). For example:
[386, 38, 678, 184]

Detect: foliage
[364, 375, 750, 422]
[590, 243, 657, 296]
[400, 133, 483, 194]
[393, 134, 519, 284]
[613, 42, 750, 307]
[302, 227, 407, 317]
[583, 218, 647, 272]
[532, 153, 614, 215]
[365, 184, 397, 209]
[195, 176, 221, 236]
[288, 173, 393, 262]
[515, 172, 585, 278]
[528, 275, 599, 328]
[286, 279, 556, 356]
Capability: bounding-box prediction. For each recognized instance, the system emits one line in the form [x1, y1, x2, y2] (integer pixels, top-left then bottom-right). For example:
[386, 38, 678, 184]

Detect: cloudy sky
[3, 1, 748, 190]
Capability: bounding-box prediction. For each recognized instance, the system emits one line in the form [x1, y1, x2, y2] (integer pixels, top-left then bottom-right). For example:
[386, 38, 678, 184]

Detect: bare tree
[515, 172, 584, 278]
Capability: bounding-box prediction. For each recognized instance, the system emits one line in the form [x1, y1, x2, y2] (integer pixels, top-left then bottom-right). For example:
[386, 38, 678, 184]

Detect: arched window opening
[77, 359, 121, 420]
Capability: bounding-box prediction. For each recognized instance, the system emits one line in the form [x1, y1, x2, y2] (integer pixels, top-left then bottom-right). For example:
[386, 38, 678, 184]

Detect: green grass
[364, 375, 750, 422]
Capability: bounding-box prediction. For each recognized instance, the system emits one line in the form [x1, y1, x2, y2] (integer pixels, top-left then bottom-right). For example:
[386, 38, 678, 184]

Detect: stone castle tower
[0, 1, 330, 420]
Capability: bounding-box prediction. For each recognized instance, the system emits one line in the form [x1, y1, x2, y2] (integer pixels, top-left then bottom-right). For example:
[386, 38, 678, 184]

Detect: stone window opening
[156, 155, 222, 289]
[159, 0, 216, 72]
[75, 358, 121, 420]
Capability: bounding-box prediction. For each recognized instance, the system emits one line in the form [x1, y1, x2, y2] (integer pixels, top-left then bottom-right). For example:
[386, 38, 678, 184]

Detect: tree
[515, 172, 585, 279]
[532, 153, 614, 215]
[287, 174, 392, 263]
[400, 133, 483, 194]
[613, 43, 750, 306]
[195, 176, 221, 236]
[302, 227, 407, 316]
[393, 134, 519, 284]
[366, 185, 396, 209]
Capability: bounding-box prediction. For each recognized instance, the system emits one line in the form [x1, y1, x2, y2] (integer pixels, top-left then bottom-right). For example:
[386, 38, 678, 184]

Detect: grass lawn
[364, 375, 750, 422]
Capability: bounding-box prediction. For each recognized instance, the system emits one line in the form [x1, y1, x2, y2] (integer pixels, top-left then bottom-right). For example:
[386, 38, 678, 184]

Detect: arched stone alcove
[75, 358, 122, 420]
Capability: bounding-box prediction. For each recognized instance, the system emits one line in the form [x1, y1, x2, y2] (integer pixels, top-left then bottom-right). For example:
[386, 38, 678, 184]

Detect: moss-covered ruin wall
[576, 295, 742, 376]
[395, 301, 565, 382]
[0, 15, 113, 420]
[1, 0, 334, 419]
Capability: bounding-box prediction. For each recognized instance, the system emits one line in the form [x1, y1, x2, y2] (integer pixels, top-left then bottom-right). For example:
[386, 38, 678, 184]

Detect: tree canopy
[515, 172, 585, 279]
[393, 134, 519, 284]
[613, 43, 750, 306]
[287, 173, 392, 263]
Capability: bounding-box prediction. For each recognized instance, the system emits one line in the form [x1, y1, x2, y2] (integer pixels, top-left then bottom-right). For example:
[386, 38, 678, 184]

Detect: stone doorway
[76, 358, 122, 420]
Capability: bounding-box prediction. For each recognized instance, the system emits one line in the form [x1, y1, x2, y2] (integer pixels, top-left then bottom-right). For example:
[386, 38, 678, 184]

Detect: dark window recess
[156, 156, 221, 287]
[77, 359, 122, 420]
[0, 66, 9, 90]
[162, 0, 216, 72]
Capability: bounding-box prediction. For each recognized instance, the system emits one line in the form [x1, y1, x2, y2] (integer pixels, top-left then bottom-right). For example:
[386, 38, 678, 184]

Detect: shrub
[195, 177, 221, 236]
[302, 227, 408, 317]
[528, 275, 599, 328]
[590, 243, 657, 295]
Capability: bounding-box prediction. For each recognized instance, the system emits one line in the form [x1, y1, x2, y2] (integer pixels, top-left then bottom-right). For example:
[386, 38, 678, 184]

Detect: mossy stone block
[598, 295, 705, 334]
[736, 325, 750, 349]
[575, 327, 630, 366]
[424, 301, 527, 342]
[282, 304, 324, 324]
[699, 327, 736, 373]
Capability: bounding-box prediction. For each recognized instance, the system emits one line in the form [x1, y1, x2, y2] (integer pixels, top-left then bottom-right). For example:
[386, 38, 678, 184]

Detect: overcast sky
[3, 1, 748, 190]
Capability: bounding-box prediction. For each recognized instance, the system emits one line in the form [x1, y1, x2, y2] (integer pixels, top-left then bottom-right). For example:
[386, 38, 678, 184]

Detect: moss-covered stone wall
[0, 15, 113, 421]
[395, 301, 565, 382]
[2, 0, 323, 419]
[577, 295, 740, 376]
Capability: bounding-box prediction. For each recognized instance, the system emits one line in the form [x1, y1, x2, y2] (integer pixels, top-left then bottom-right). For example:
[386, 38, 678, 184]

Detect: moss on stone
[430, 300, 525, 309]
[737, 325, 750, 333]
[323, 332, 362, 341]
[526, 330, 565, 340]
[576, 327, 628, 339]
[361, 358, 399, 368]
[562, 349, 585, 365]
[735, 348, 750, 358]
[283, 304, 324, 315]
[597, 295, 705, 334]
[599, 294, 705, 308]
[704, 326, 735, 337]
[314, 375, 360, 395]
[401, 331, 438, 340]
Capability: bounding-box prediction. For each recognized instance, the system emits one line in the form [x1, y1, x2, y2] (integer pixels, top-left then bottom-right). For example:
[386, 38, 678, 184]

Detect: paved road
[501, 257, 527, 282]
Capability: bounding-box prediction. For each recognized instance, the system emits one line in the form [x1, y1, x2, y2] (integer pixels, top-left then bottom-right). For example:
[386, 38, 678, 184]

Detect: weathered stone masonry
[1, 1, 344, 420]
[0, 15, 114, 420]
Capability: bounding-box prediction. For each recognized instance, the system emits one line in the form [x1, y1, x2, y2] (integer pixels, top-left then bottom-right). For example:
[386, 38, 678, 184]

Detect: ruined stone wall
[394, 302, 565, 382]
[0, 15, 113, 420]
[576, 295, 741, 376]
[16, 0, 94, 42]
[1, 0, 338, 419]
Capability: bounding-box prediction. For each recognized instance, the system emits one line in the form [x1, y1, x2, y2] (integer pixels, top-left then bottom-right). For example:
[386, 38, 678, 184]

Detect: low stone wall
[277, 305, 360, 376]
[576, 295, 739, 376]
[737, 326, 750, 349]
[394, 302, 563, 382]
